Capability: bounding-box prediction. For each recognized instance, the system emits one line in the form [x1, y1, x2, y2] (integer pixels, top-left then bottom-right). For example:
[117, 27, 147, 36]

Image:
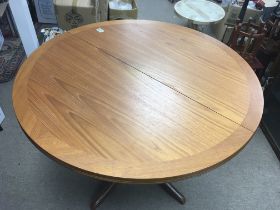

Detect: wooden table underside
[13, 20, 263, 183]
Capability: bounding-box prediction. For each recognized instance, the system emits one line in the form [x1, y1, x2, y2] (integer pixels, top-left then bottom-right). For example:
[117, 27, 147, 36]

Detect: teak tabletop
[13, 20, 263, 184]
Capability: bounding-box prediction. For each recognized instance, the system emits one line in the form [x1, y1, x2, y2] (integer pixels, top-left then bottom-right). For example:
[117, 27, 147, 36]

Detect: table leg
[187, 20, 198, 30]
[90, 182, 185, 209]
[160, 183, 186, 204]
[91, 182, 116, 210]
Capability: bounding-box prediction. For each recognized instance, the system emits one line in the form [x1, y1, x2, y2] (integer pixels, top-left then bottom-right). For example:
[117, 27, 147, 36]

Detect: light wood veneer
[13, 20, 263, 183]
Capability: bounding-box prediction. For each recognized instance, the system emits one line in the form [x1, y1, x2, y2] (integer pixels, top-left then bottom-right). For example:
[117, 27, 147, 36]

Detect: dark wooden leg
[160, 183, 186, 204]
[91, 182, 115, 210]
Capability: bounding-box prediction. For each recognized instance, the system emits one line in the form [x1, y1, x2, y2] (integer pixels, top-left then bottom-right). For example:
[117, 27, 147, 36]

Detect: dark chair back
[229, 18, 266, 61]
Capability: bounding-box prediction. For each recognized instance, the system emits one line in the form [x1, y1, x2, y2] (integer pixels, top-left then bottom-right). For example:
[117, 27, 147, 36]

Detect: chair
[258, 13, 280, 85]
[259, 14, 280, 61]
[228, 18, 266, 79]
[265, 14, 280, 40]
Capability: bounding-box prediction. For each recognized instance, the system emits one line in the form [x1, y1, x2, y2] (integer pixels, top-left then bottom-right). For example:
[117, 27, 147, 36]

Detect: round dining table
[13, 20, 263, 209]
[263, 0, 279, 7]
[174, 0, 225, 28]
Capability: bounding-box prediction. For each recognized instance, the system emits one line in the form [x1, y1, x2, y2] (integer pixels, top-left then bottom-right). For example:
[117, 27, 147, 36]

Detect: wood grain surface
[13, 20, 263, 183]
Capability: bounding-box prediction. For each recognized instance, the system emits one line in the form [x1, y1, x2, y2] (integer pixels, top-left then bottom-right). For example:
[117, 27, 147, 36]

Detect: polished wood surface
[13, 20, 263, 183]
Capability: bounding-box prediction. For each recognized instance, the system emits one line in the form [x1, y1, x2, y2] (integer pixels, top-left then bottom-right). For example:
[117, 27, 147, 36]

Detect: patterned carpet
[0, 38, 25, 83]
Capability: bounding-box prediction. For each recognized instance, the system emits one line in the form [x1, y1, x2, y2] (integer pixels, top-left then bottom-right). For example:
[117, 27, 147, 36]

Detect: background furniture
[228, 18, 266, 78]
[13, 20, 263, 209]
[174, 0, 225, 29]
[108, 0, 138, 20]
[212, 3, 263, 42]
[257, 13, 280, 82]
[214, 0, 279, 42]
[53, 0, 109, 30]
[34, 0, 57, 24]
[0, 2, 17, 37]
[237, 0, 277, 21]
[261, 54, 280, 161]
[262, 0, 279, 21]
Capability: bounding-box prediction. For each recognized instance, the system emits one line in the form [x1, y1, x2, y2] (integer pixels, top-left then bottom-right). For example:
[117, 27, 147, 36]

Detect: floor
[1, 0, 280, 209]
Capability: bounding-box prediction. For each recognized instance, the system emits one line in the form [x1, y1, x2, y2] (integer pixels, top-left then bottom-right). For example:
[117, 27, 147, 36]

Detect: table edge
[12, 20, 262, 183]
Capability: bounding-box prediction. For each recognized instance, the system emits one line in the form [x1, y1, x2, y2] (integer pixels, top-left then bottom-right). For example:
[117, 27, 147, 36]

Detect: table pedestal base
[91, 182, 186, 210]
[160, 182, 186, 204]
